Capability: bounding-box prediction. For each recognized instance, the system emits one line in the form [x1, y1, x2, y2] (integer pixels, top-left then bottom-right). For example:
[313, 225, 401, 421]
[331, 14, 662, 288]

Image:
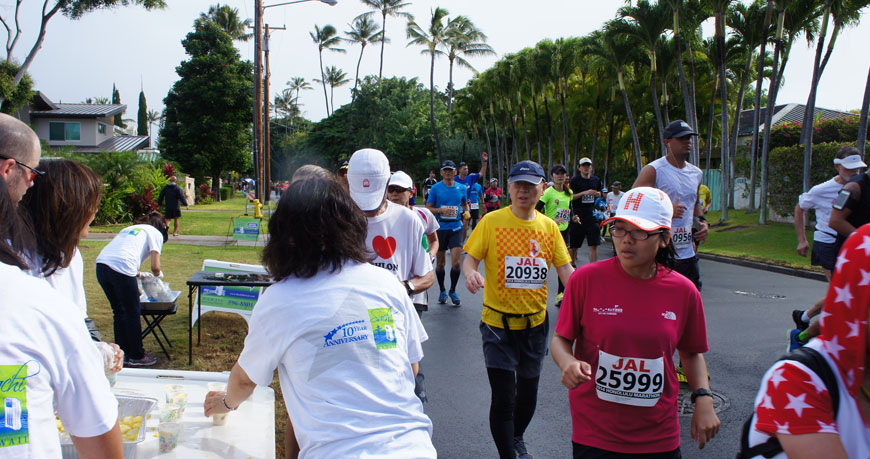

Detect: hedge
[220, 186, 234, 201]
[769, 116, 867, 150]
[768, 141, 869, 216]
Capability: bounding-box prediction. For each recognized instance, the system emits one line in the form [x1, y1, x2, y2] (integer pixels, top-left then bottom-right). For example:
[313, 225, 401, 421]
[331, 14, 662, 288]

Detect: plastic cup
[159, 403, 181, 423]
[164, 384, 184, 403]
[158, 422, 180, 453]
[207, 382, 226, 392]
[171, 393, 188, 416]
[212, 412, 228, 426]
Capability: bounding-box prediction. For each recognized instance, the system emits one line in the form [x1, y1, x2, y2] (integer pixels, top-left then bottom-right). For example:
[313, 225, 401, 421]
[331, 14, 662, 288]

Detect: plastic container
[60, 395, 157, 459]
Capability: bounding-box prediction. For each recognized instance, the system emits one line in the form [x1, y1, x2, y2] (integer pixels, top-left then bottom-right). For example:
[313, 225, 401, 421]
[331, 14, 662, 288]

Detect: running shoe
[449, 291, 461, 306]
[676, 362, 687, 384]
[124, 354, 157, 367]
[513, 436, 533, 459]
[792, 309, 809, 331]
[788, 328, 806, 352]
[438, 290, 448, 304]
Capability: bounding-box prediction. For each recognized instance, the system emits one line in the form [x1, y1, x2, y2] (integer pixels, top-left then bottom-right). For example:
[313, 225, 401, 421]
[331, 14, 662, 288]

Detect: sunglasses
[0, 154, 45, 182]
[388, 185, 411, 193]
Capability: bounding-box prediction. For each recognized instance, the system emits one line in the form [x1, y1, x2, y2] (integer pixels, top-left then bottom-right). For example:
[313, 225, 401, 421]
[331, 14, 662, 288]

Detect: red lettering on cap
[363, 178, 370, 188]
[624, 192, 644, 211]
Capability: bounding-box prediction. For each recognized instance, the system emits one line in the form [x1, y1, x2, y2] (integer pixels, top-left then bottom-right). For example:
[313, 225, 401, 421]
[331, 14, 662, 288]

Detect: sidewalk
[84, 232, 269, 247]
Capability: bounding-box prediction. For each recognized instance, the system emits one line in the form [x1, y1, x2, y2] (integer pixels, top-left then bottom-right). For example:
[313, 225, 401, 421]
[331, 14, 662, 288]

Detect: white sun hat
[347, 148, 391, 212]
[600, 186, 673, 231]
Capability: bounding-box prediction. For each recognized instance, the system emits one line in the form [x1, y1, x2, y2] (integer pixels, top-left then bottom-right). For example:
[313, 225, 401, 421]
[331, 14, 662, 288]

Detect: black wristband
[691, 388, 713, 404]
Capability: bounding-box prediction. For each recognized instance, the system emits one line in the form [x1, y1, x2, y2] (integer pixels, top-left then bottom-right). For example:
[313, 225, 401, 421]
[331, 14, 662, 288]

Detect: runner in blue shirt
[468, 182, 483, 230]
[426, 160, 469, 306]
[455, 152, 488, 241]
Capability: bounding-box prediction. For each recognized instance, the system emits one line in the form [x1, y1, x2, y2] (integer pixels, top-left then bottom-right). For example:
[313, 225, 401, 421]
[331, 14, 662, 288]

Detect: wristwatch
[404, 280, 416, 296]
[691, 388, 713, 404]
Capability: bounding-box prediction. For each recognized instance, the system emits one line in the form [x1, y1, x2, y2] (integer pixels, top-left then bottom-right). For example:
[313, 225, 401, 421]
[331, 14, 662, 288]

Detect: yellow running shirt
[464, 207, 572, 330]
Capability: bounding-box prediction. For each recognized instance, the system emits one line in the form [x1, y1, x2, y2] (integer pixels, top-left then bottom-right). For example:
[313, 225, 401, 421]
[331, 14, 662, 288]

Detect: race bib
[671, 226, 693, 250]
[470, 203, 479, 210]
[554, 208, 571, 224]
[595, 350, 664, 407]
[441, 206, 460, 220]
[581, 194, 595, 204]
[504, 256, 547, 289]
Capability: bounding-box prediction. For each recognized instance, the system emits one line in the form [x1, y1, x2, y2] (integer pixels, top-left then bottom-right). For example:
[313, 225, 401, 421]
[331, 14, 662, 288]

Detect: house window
[98, 123, 106, 135]
[48, 122, 81, 141]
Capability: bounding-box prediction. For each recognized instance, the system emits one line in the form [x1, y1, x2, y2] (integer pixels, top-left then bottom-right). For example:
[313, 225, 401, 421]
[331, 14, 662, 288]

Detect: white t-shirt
[365, 202, 433, 282]
[414, 206, 440, 235]
[649, 156, 704, 260]
[34, 248, 88, 319]
[0, 262, 118, 456]
[606, 191, 623, 214]
[798, 176, 842, 243]
[95, 224, 164, 276]
[237, 262, 434, 459]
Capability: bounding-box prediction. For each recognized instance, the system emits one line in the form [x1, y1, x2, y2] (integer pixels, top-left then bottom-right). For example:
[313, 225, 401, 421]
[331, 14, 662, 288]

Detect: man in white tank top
[633, 120, 707, 291]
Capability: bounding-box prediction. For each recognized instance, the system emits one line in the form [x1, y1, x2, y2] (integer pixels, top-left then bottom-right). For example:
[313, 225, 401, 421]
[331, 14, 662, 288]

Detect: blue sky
[10, 0, 870, 129]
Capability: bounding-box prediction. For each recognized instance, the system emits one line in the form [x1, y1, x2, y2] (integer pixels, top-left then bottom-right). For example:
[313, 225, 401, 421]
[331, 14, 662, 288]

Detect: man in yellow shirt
[462, 160, 574, 459]
[698, 183, 712, 214]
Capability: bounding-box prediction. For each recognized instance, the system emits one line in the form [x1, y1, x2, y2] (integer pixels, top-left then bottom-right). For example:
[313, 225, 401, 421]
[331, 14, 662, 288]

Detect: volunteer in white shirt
[204, 175, 435, 458]
[0, 177, 123, 459]
[95, 211, 168, 367]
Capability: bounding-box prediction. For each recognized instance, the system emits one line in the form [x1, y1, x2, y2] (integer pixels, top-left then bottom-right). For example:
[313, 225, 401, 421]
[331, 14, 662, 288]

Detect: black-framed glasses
[0, 154, 44, 182]
[610, 226, 663, 241]
[388, 185, 411, 193]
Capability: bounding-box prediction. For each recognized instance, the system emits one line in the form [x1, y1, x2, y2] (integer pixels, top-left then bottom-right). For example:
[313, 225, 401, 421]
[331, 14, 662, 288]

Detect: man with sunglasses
[0, 113, 42, 202]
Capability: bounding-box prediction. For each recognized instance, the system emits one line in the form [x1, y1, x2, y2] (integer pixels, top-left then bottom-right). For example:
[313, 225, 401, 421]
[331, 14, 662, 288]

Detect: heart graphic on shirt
[372, 236, 397, 259]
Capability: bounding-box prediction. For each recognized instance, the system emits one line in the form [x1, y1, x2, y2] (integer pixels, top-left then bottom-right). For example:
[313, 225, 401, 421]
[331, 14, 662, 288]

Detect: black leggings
[487, 368, 540, 459]
[96, 263, 145, 360]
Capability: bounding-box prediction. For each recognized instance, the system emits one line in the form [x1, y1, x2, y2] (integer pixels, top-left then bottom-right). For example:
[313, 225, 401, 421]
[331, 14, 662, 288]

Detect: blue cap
[508, 160, 545, 184]
[441, 160, 457, 170]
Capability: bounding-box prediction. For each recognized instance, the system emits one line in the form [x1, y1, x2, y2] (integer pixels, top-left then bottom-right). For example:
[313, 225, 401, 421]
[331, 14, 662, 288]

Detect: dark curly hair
[19, 159, 102, 276]
[262, 175, 368, 280]
[0, 177, 33, 270]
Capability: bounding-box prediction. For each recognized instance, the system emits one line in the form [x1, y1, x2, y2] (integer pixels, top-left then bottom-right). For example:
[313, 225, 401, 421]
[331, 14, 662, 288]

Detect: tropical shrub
[196, 184, 215, 205]
[769, 117, 866, 150]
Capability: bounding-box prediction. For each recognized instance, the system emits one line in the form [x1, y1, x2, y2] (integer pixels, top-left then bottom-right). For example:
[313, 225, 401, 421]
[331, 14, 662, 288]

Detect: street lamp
[252, 0, 338, 203]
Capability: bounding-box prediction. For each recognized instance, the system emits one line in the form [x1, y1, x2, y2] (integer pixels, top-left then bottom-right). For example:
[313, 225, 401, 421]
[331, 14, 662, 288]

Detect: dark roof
[96, 136, 150, 152]
[737, 104, 857, 137]
[30, 91, 57, 111]
[29, 103, 126, 119]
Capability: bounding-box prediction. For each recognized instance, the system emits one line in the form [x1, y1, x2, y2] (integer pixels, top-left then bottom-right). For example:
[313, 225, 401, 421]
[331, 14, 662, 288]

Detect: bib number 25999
[595, 350, 664, 407]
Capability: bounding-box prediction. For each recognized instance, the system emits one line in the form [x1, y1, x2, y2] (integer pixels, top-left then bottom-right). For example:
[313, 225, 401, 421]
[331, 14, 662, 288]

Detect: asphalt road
[418, 242, 829, 458]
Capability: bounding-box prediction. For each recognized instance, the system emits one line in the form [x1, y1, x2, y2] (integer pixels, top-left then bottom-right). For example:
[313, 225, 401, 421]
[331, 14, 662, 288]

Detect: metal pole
[264, 24, 272, 203]
[253, 0, 264, 201]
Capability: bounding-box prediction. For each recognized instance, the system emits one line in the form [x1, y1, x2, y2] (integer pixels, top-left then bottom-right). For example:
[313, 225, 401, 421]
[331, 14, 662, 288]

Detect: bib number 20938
[504, 256, 547, 289]
[595, 350, 664, 407]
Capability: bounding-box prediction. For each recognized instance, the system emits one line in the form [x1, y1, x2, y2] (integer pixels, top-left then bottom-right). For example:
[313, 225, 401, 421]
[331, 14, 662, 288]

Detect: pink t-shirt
[554, 257, 708, 454]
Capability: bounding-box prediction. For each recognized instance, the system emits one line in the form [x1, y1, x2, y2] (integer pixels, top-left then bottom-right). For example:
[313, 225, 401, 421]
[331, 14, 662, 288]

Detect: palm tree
[274, 89, 297, 119]
[586, 27, 644, 175]
[407, 7, 450, 163]
[310, 25, 345, 117]
[439, 15, 494, 114]
[710, 0, 733, 221]
[286, 77, 312, 132]
[323, 66, 351, 114]
[345, 16, 384, 101]
[146, 109, 162, 148]
[749, 0, 775, 211]
[358, 0, 413, 79]
[197, 4, 252, 41]
[616, 0, 671, 155]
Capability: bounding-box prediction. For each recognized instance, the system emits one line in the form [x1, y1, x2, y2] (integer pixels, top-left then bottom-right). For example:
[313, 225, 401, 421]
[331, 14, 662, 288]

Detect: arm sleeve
[754, 361, 838, 436]
[178, 187, 188, 206]
[552, 222, 572, 267]
[157, 186, 166, 206]
[410, 220, 433, 277]
[463, 215, 489, 260]
[237, 294, 284, 387]
[426, 186, 437, 204]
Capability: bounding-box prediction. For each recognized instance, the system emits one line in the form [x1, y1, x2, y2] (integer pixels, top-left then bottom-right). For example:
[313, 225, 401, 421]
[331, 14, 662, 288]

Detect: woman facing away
[204, 175, 435, 458]
[551, 186, 719, 458]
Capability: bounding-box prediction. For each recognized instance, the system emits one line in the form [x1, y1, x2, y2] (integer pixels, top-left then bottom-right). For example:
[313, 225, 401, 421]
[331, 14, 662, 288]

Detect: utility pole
[263, 23, 286, 204]
[253, 0, 264, 202]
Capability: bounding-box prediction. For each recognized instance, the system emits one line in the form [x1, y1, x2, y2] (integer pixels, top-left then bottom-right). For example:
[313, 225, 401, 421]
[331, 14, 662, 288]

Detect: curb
[698, 253, 827, 282]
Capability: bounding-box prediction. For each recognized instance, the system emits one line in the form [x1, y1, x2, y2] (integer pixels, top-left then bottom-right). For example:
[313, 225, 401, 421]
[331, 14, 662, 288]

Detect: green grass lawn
[79, 241, 290, 455]
[90, 205, 271, 235]
[699, 210, 820, 272]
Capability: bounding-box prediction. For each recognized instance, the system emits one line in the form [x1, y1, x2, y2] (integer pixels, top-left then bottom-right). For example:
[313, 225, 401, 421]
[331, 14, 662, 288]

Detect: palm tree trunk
[447, 59, 455, 114]
[674, 33, 696, 163]
[499, 100, 510, 167]
[648, 54, 666, 156]
[544, 93, 554, 173]
[760, 34, 784, 225]
[428, 51, 443, 164]
[559, 79, 570, 167]
[619, 71, 643, 176]
[330, 83, 335, 114]
[729, 51, 752, 204]
[749, 3, 774, 211]
[481, 111, 493, 169]
[489, 102, 502, 180]
[662, 79, 671, 125]
[378, 11, 387, 79]
[318, 50, 330, 116]
[717, 21, 730, 221]
[353, 46, 365, 101]
[857, 65, 870, 158]
[687, 35, 700, 165]
[518, 89, 530, 160]
[800, 5, 830, 194]
[531, 82, 543, 165]
[605, 111, 617, 185]
[705, 74, 717, 184]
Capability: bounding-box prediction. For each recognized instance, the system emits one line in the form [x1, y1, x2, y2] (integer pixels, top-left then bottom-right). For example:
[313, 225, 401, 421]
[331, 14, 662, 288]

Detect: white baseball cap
[347, 148, 390, 212]
[834, 154, 868, 170]
[389, 170, 414, 190]
[601, 186, 673, 231]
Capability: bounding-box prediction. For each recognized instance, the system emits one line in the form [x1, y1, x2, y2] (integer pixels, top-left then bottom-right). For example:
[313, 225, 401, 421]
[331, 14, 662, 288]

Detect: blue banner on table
[232, 218, 261, 242]
[192, 260, 267, 327]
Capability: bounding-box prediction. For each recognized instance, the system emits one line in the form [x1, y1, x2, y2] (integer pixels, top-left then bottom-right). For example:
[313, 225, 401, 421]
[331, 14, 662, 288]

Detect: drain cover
[677, 388, 730, 416]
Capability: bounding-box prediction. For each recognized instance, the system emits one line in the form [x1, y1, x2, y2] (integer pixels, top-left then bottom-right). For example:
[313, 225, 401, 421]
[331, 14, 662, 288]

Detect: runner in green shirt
[536, 164, 573, 307]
